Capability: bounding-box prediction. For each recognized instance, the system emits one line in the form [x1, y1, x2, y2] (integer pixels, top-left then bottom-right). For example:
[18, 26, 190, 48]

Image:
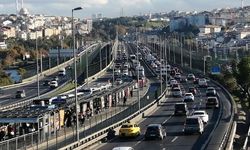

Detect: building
[29, 30, 43, 40]
[0, 41, 7, 49]
[199, 25, 222, 36]
[43, 28, 60, 37]
[0, 26, 16, 38]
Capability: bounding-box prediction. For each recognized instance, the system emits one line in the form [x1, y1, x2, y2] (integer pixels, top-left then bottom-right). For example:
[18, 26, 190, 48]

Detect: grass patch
[47, 82, 75, 97]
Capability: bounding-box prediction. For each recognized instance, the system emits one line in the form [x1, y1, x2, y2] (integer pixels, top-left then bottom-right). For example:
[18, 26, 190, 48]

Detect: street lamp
[72, 6, 82, 144]
[136, 29, 141, 113]
[203, 55, 211, 75]
[35, 30, 40, 98]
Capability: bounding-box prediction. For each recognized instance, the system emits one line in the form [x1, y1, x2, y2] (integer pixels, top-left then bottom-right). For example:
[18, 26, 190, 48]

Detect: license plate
[150, 134, 156, 136]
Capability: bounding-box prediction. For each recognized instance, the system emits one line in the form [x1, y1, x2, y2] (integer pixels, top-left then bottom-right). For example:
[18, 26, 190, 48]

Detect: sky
[0, 0, 249, 19]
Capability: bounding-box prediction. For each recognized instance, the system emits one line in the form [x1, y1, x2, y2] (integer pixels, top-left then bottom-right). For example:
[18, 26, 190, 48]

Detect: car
[171, 83, 180, 89]
[112, 147, 134, 150]
[53, 76, 59, 81]
[187, 73, 195, 80]
[174, 103, 188, 116]
[193, 78, 199, 84]
[115, 78, 123, 85]
[170, 79, 178, 87]
[172, 87, 182, 97]
[206, 97, 219, 108]
[119, 122, 140, 137]
[43, 80, 51, 86]
[180, 76, 187, 83]
[206, 87, 217, 96]
[175, 73, 181, 80]
[50, 80, 58, 88]
[58, 68, 66, 76]
[192, 110, 209, 124]
[184, 116, 204, 135]
[145, 124, 166, 140]
[188, 87, 197, 95]
[183, 93, 194, 102]
[123, 69, 129, 76]
[16, 90, 26, 98]
[198, 78, 208, 87]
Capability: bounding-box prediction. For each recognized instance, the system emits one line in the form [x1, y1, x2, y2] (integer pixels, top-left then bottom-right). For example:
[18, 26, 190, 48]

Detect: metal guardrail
[59, 83, 166, 150]
[243, 125, 250, 150]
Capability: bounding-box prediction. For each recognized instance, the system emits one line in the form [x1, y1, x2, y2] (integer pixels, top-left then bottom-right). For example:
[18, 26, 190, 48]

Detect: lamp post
[136, 29, 141, 113]
[72, 6, 82, 143]
[35, 30, 40, 98]
[164, 32, 168, 91]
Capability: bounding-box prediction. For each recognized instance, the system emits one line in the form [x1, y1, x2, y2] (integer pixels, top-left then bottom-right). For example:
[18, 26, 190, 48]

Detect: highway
[0, 67, 72, 106]
[93, 43, 232, 150]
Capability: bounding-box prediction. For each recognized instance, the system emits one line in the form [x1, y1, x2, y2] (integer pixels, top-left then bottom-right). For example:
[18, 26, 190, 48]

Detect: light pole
[72, 6, 82, 144]
[35, 30, 40, 98]
[136, 29, 141, 113]
[189, 38, 192, 69]
[164, 33, 168, 91]
[203, 55, 211, 75]
[160, 36, 162, 94]
[181, 35, 183, 67]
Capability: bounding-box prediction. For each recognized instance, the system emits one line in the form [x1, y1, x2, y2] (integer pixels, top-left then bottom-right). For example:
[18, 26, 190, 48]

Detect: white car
[172, 87, 182, 97]
[192, 110, 209, 124]
[198, 78, 208, 87]
[206, 87, 217, 96]
[112, 147, 134, 150]
[123, 69, 129, 76]
[50, 81, 58, 88]
[183, 92, 194, 102]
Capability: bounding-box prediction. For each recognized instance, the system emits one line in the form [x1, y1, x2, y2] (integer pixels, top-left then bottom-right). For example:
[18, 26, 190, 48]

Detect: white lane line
[171, 136, 178, 143]
[162, 148, 166, 150]
[162, 114, 173, 124]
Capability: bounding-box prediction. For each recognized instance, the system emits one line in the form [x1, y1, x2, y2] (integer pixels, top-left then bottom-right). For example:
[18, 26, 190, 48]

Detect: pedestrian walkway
[28, 79, 152, 150]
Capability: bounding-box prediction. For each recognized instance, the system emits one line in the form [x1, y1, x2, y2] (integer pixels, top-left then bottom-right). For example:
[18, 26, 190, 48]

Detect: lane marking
[162, 148, 166, 150]
[171, 136, 178, 142]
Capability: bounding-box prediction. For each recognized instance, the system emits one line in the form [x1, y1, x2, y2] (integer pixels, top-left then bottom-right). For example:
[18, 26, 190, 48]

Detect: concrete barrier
[2, 44, 99, 90]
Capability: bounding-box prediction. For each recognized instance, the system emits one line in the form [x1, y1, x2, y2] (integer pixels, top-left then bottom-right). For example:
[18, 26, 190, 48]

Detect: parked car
[145, 124, 166, 140]
[206, 87, 217, 96]
[16, 90, 26, 98]
[184, 116, 204, 135]
[119, 122, 140, 138]
[192, 110, 209, 124]
[183, 93, 194, 102]
[206, 97, 219, 108]
[174, 103, 188, 116]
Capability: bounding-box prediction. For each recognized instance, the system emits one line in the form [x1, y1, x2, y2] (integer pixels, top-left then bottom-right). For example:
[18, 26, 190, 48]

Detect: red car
[188, 87, 197, 95]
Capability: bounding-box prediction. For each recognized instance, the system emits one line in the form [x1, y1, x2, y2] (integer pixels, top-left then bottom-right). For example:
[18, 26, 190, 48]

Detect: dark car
[16, 90, 26, 98]
[174, 103, 188, 116]
[43, 80, 51, 86]
[193, 78, 199, 84]
[206, 97, 219, 108]
[145, 124, 166, 140]
[188, 87, 197, 95]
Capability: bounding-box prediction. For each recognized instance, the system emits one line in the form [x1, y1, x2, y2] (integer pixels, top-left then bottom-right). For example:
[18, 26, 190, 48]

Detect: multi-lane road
[92, 43, 233, 150]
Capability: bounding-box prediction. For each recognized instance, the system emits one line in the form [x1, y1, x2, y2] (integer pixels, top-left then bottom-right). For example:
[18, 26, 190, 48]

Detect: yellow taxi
[119, 122, 141, 137]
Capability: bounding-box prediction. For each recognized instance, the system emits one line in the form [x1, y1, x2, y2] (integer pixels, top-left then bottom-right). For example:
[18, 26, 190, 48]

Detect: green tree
[234, 57, 250, 105]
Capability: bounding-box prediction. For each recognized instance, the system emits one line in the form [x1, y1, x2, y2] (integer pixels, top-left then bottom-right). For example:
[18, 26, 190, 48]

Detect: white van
[58, 68, 66, 76]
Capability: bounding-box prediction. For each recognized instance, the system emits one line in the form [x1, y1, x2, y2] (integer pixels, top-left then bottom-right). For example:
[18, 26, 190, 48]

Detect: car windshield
[173, 88, 180, 91]
[175, 104, 185, 109]
[186, 118, 199, 125]
[147, 126, 160, 131]
[208, 98, 217, 102]
[185, 93, 192, 96]
[121, 125, 133, 128]
[193, 112, 204, 115]
[16, 91, 23, 94]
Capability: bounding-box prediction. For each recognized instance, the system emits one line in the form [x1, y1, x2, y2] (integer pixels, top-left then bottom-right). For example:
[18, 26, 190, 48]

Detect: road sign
[211, 66, 220, 75]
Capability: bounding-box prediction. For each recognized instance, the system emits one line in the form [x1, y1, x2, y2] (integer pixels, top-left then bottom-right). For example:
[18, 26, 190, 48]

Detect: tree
[234, 57, 250, 105]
